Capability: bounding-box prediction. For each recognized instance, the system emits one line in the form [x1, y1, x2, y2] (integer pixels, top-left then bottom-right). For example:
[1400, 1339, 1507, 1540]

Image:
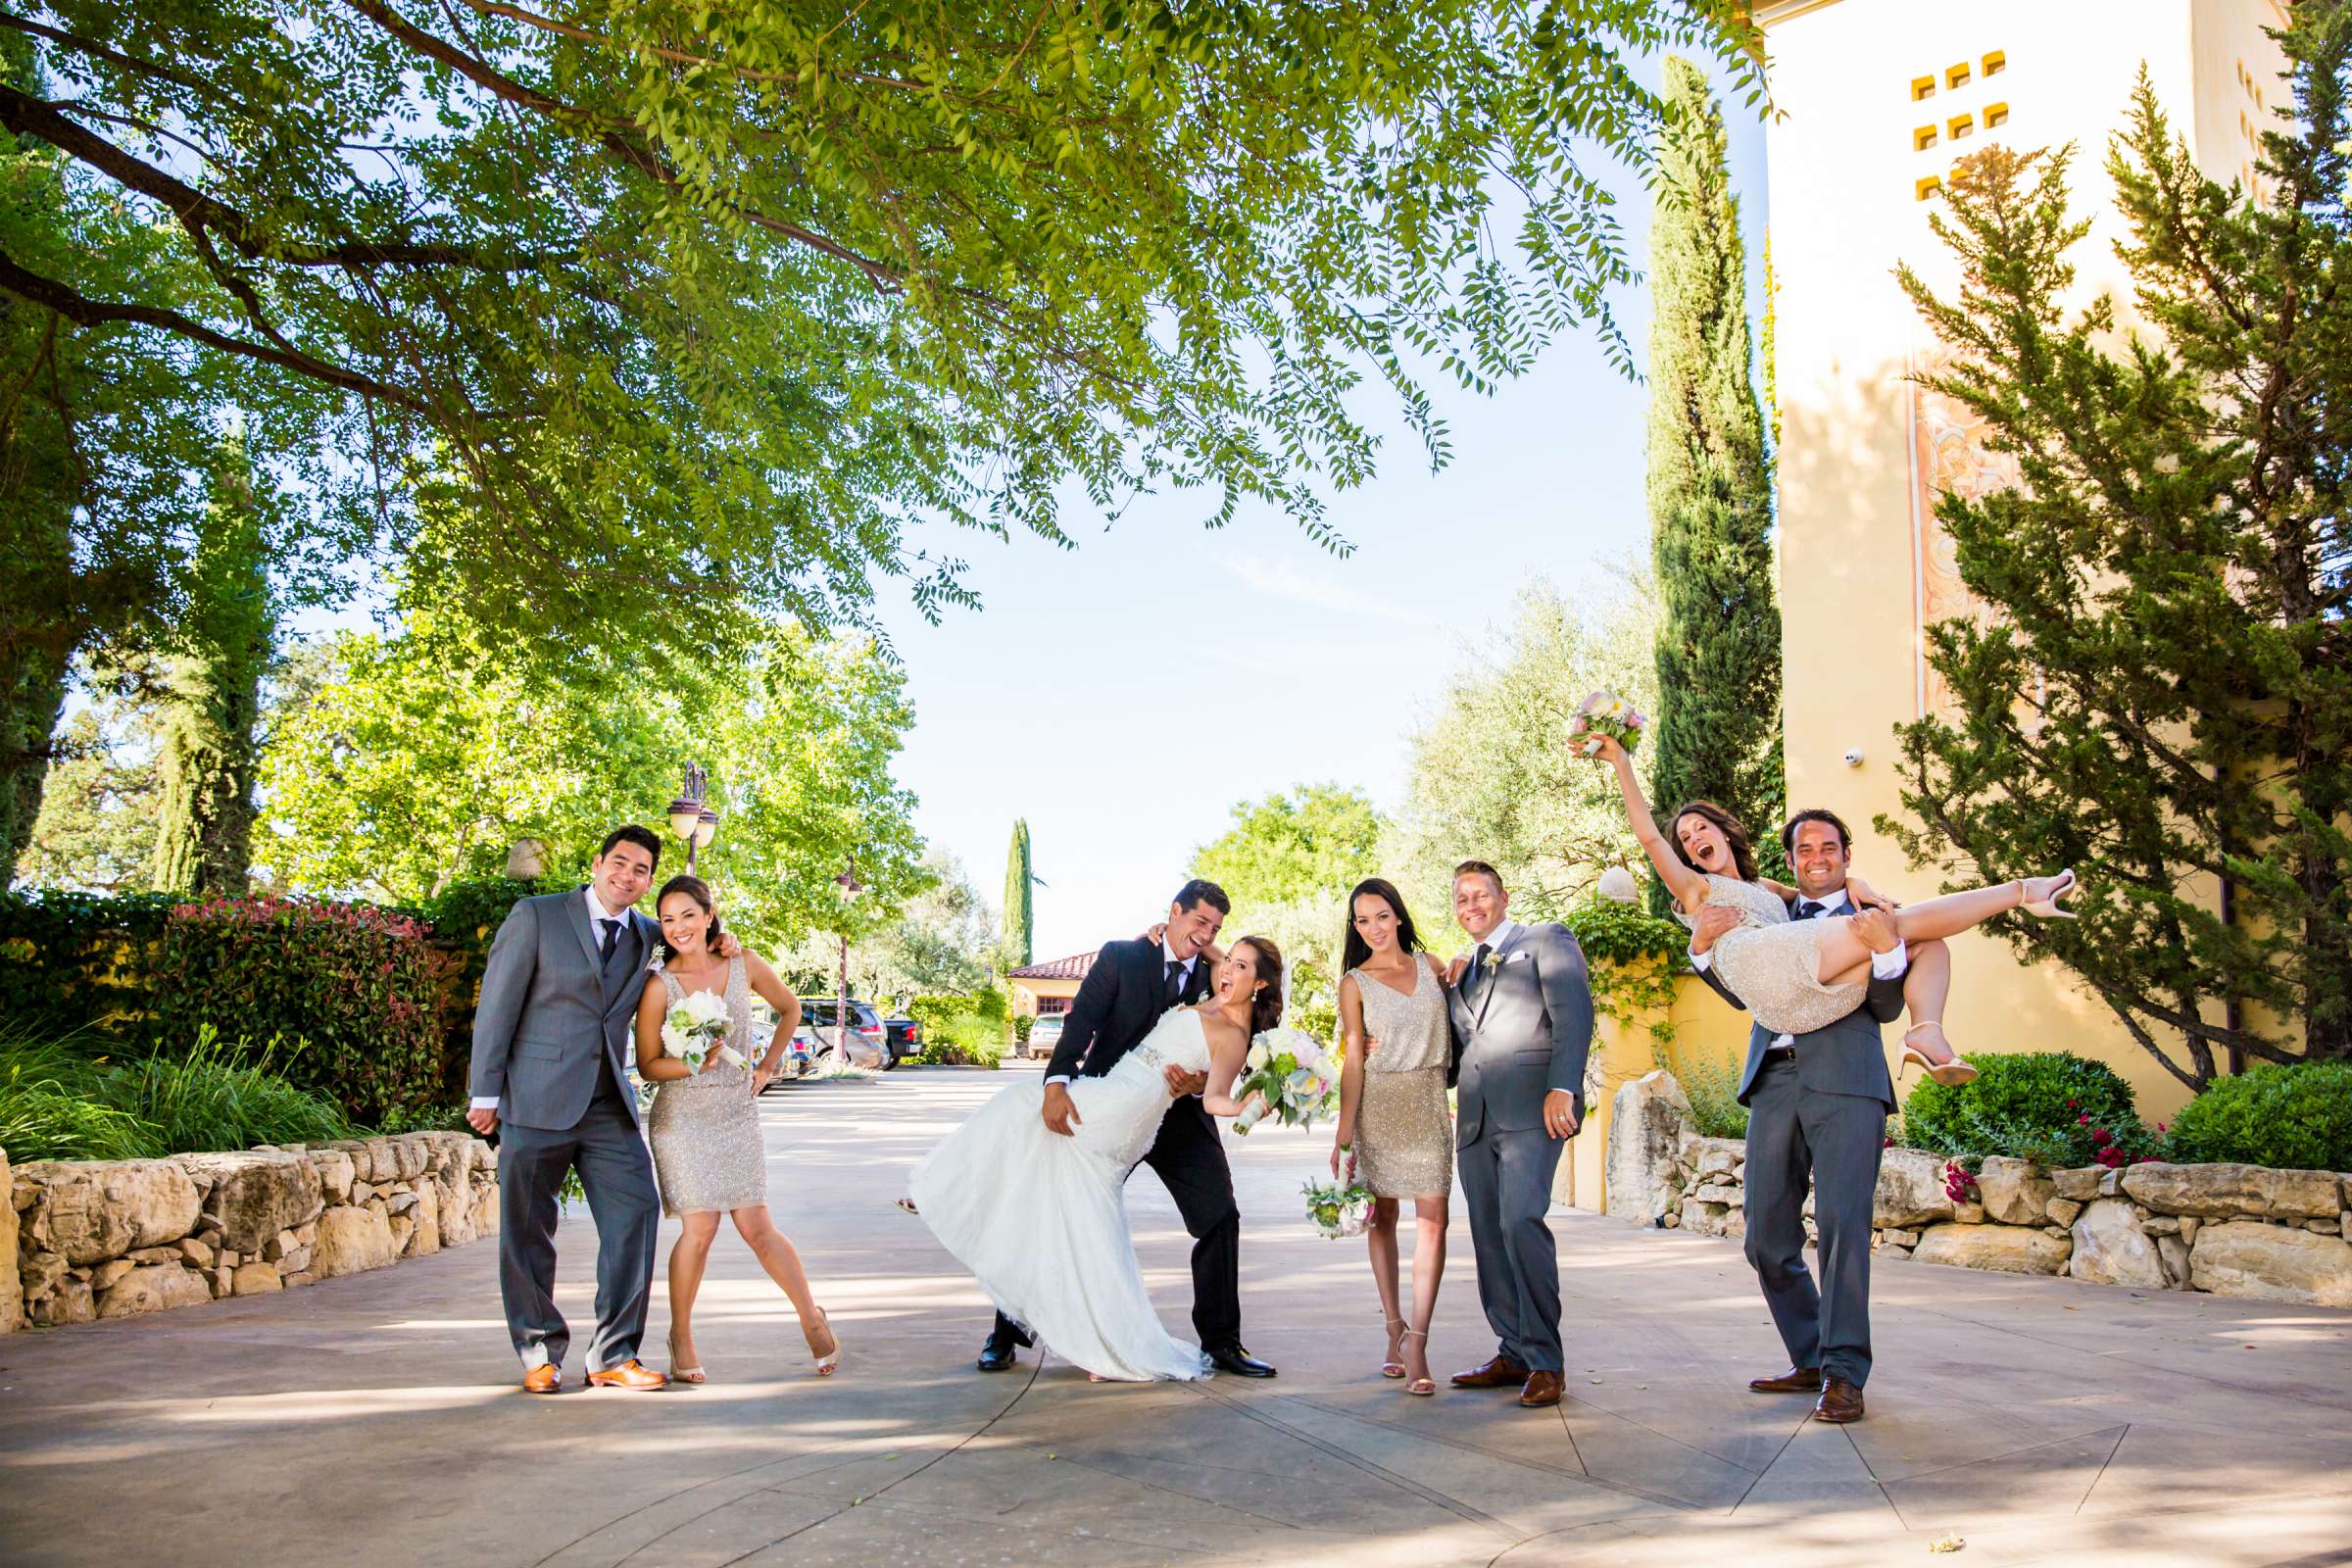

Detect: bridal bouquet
[1569, 690, 1647, 758]
[1301, 1178, 1373, 1240]
[660, 989, 742, 1072]
[1232, 1028, 1339, 1135]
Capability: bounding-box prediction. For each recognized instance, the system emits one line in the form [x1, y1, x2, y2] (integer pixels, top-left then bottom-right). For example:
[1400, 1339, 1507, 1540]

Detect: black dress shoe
[1206, 1345, 1277, 1378]
[977, 1330, 1029, 1372]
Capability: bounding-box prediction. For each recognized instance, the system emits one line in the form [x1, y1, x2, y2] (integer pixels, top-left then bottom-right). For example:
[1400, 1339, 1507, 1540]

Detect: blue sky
[876, 56, 1772, 960]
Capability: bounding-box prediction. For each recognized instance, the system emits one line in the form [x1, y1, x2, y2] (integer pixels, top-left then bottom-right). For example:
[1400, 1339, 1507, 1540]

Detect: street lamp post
[834, 861, 862, 1068]
[665, 764, 719, 875]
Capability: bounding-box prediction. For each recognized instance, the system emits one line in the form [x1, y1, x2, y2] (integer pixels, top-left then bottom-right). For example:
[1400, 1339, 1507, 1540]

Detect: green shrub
[2167, 1060, 2352, 1171]
[1289, 997, 1340, 1052]
[408, 878, 545, 1100]
[0, 1021, 359, 1161]
[916, 1038, 1004, 1069]
[154, 896, 446, 1124]
[1011, 1014, 1035, 1046]
[1669, 1050, 1749, 1140]
[98, 1026, 357, 1153]
[1900, 1050, 2159, 1168]
[0, 889, 177, 1032]
[1561, 893, 1692, 967]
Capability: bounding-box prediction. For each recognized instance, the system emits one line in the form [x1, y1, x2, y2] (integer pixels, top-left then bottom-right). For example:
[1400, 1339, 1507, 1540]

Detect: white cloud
[1210, 548, 1445, 628]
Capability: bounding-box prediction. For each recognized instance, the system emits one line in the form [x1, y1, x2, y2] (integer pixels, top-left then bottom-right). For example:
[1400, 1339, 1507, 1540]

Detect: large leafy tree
[1190, 782, 1385, 1033]
[1391, 567, 1660, 929]
[260, 614, 927, 948]
[1643, 55, 1780, 898]
[151, 436, 281, 894]
[1885, 20, 2352, 1091]
[16, 666, 162, 893]
[0, 0, 1760, 662]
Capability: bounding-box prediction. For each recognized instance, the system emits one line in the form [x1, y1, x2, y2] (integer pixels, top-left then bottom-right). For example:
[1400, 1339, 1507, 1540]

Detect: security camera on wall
[1843, 748, 1865, 767]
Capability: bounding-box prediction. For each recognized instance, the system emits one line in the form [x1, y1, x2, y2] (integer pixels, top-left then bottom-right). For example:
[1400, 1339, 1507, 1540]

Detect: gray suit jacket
[468, 890, 657, 1131]
[1695, 893, 1903, 1111]
[1446, 921, 1596, 1148]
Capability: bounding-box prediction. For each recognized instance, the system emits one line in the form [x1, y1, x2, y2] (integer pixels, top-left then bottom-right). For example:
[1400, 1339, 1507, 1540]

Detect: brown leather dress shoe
[587, 1358, 668, 1391]
[521, 1363, 562, 1395]
[1813, 1375, 1865, 1423]
[1451, 1354, 1531, 1390]
[1749, 1366, 1824, 1395]
[1518, 1370, 1564, 1408]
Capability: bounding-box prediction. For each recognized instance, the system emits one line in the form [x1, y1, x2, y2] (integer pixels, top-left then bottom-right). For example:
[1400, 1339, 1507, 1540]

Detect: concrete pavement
[2, 1061, 2347, 1566]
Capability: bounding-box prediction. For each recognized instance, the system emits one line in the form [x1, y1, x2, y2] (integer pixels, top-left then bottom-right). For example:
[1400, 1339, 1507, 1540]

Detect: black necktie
[1164, 958, 1185, 1002]
[1472, 943, 1493, 985]
[1796, 901, 1829, 919]
[598, 917, 620, 965]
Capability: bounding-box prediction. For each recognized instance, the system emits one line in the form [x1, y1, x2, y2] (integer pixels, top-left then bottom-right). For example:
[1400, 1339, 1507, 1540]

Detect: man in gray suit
[1689, 808, 1907, 1424]
[466, 825, 672, 1394]
[1443, 860, 1595, 1410]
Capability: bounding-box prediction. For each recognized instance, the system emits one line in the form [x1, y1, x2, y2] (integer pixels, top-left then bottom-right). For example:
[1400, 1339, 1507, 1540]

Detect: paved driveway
[3, 1062, 2346, 1566]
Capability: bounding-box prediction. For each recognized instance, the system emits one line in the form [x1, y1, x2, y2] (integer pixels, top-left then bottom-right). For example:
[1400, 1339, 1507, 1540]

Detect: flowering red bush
[154, 897, 447, 1124]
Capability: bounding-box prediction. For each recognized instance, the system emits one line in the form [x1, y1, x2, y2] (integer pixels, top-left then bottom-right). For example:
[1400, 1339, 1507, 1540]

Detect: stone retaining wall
[1605, 1071, 2352, 1307]
[4, 1131, 498, 1329]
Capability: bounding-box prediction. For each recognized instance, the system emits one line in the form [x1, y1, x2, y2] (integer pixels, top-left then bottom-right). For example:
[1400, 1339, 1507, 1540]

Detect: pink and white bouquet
[1232, 1028, 1338, 1134]
[1302, 1178, 1373, 1240]
[1570, 690, 1647, 758]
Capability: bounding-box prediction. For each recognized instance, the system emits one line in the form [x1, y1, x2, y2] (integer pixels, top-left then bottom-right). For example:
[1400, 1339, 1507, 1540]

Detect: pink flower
[2078, 1113, 2092, 1125]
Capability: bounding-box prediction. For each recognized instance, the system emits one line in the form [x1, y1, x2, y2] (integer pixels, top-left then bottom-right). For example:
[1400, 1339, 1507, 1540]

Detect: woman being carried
[1588, 735, 2075, 1080]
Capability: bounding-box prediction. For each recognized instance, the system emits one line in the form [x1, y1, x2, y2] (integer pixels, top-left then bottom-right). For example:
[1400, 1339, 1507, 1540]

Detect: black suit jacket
[1694, 891, 1904, 1111]
[1044, 938, 1214, 1083]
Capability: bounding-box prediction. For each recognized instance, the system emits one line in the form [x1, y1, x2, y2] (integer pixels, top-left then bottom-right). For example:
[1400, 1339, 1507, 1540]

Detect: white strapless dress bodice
[907, 1007, 1212, 1381]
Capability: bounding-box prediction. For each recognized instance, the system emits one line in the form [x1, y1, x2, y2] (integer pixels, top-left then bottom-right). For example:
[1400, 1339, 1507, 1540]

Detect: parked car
[1026, 1014, 1065, 1059]
[802, 999, 906, 1069]
[747, 1015, 815, 1090]
[883, 1013, 922, 1062]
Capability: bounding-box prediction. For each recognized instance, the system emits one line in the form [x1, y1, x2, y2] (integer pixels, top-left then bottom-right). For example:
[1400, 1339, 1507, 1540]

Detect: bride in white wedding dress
[906, 938, 1284, 1381]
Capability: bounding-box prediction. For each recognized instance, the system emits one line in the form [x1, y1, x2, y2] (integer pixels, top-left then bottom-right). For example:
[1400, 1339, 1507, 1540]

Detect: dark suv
[801, 999, 917, 1069]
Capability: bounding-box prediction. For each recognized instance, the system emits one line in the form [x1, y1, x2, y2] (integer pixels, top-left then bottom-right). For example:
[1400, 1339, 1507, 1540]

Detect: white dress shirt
[470, 889, 629, 1111]
[1689, 888, 1906, 1051]
[1047, 938, 1198, 1087]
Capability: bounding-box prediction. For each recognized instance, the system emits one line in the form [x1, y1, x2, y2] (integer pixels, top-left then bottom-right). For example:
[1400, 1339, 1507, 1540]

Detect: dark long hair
[1667, 800, 1761, 882]
[1339, 877, 1424, 973]
[654, 875, 723, 958]
[1232, 936, 1285, 1037]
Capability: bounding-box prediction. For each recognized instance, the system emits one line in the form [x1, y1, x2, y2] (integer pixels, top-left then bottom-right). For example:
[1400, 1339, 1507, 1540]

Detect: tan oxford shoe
[1518, 1369, 1564, 1408]
[586, 1358, 668, 1391]
[521, 1363, 562, 1395]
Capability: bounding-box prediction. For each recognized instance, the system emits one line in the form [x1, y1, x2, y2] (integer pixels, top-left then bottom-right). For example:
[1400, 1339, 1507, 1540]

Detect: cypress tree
[1644, 57, 1784, 890]
[152, 435, 275, 896]
[1001, 818, 1033, 967]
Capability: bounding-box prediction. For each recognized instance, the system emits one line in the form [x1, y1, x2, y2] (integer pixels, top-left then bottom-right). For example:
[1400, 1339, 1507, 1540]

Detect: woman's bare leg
[665, 1211, 722, 1368]
[730, 1205, 832, 1358]
[1811, 876, 2068, 985]
[1366, 1197, 1404, 1369]
[1402, 1196, 1448, 1388]
[1901, 938, 1955, 1061]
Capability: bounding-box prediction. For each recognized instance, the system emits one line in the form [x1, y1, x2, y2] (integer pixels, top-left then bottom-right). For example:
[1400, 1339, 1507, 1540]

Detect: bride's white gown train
[909, 1007, 1213, 1381]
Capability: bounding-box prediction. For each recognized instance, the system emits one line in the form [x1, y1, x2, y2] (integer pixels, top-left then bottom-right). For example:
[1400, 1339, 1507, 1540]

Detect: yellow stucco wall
[1760, 0, 2289, 1120]
[1559, 969, 1766, 1212]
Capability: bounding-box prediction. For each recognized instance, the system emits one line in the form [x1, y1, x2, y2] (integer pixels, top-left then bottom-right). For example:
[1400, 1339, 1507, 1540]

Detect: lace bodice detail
[1094, 1008, 1212, 1170]
[1674, 873, 1790, 937]
[1349, 959, 1448, 1073]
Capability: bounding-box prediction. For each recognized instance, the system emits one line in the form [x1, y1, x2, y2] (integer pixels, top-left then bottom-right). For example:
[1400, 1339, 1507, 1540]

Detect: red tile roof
[1008, 951, 1098, 981]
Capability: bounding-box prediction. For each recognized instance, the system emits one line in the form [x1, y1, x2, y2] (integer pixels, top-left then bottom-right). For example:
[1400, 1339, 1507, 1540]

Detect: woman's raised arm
[1590, 735, 1710, 912]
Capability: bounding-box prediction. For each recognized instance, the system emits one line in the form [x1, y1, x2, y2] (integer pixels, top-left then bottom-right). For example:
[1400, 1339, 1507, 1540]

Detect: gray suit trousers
[1457, 1125, 1567, 1374]
[1741, 1057, 1885, 1388]
[496, 1096, 661, 1373]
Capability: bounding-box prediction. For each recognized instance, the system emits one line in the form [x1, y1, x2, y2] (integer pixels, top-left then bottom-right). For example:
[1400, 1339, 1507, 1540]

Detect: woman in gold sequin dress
[633, 876, 839, 1383]
[1332, 878, 1455, 1396]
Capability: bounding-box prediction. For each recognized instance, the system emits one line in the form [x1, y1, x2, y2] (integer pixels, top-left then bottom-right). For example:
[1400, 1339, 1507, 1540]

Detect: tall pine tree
[1644, 57, 1784, 892]
[152, 434, 275, 895]
[1001, 818, 1034, 968]
[1886, 24, 2352, 1089]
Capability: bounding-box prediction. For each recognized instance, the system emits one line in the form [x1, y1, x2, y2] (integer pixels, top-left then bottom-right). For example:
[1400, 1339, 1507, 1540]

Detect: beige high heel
[1380, 1315, 1407, 1379]
[1899, 1022, 1979, 1088]
[805, 1307, 841, 1378]
[1400, 1328, 1436, 1396]
[2019, 869, 2078, 919]
[667, 1332, 707, 1386]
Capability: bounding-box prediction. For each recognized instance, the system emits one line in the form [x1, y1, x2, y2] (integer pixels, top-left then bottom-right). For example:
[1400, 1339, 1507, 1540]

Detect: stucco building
[1757, 0, 2290, 1114]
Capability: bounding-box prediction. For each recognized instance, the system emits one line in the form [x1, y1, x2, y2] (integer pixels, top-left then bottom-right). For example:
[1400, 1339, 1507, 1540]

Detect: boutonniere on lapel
[1484, 950, 1527, 979]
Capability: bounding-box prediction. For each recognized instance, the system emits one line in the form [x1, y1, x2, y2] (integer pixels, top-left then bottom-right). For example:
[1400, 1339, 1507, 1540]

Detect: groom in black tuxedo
[978, 878, 1276, 1379]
